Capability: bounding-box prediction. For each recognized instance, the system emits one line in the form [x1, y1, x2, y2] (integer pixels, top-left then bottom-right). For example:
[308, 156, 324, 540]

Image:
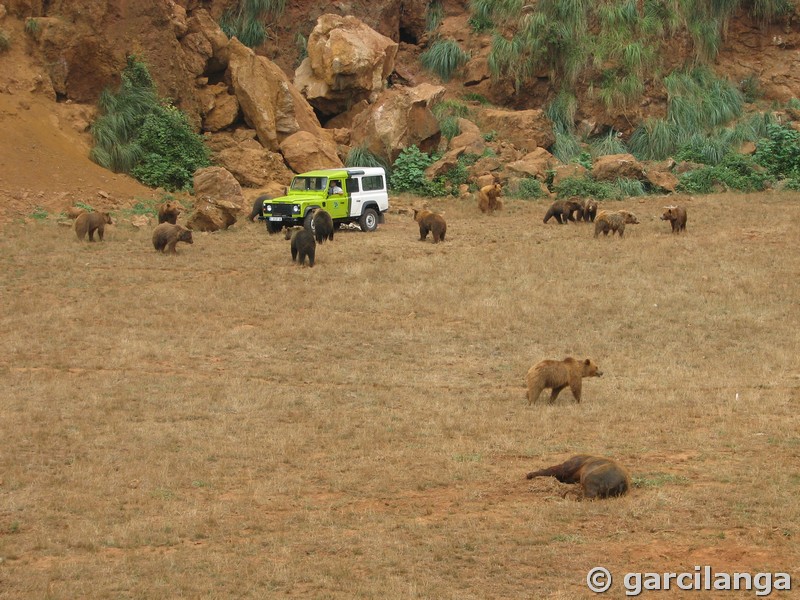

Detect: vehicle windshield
[290, 177, 328, 192]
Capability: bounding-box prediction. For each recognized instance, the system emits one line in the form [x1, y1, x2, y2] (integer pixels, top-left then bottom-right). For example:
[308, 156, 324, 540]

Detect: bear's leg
[87, 227, 96, 242]
[549, 384, 567, 402]
[167, 240, 178, 254]
[97, 226, 105, 242]
[419, 225, 428, 241]
[569, 380, 582, 402]
[291, 245, 298, 262]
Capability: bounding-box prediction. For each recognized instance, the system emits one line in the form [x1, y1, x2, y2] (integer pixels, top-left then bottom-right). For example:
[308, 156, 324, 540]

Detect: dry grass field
[1, 191, 799, 599]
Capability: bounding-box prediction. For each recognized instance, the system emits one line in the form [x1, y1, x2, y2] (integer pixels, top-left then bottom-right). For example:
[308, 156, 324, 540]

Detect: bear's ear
[584, 359, 591, 365]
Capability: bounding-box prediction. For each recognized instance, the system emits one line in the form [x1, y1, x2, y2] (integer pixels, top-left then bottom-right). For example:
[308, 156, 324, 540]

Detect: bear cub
[285, 226, 316, 267]
[157, 201, 182, 225]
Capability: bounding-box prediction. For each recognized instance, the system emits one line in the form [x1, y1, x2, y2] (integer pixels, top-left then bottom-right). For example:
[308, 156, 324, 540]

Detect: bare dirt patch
[1, 192, 798, 598]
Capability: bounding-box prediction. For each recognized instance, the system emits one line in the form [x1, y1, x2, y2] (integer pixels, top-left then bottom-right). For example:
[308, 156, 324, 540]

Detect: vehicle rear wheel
[266, 221, 283, 234]
[359, 208, 378, 232]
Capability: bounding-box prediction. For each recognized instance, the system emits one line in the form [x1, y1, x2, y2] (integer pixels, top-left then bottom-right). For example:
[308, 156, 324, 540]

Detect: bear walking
[543, 199, 583, 224]
[311, 208, 334, 244]
[594, 210, 639, 237]
[661, 205, 687, 233]
[526, 455, 631, 499]
[413, 208, 447, 243]
[157, 201, 182, 225]
[573, 198, 598, 222]
[152, 223, 194, 253]
[75, 211, 113, 242]
[285, 226, 316, 267]
[525, 356, 603, 404]
[477, 183, 503, 213]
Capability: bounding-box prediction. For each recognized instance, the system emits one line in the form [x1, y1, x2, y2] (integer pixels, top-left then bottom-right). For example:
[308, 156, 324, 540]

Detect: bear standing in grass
[594, 210, 639, 237]
[477, 183, 503, 214]
[285, 226, 316, 267]
[544, 199, 583, 224]
[152, 223, 193, 253]
[661, 205, 687, 233]
[413, 208, 447, 243]
[157, 201, 182, 225]
[75, 211, 113, 241]
[526, 455, 631, 499]
[525, 356, 603, 404]
[311, 208, 334, 244]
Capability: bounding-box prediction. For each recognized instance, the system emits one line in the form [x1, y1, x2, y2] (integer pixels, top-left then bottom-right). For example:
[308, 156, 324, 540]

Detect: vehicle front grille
[270, 203, 294, 217]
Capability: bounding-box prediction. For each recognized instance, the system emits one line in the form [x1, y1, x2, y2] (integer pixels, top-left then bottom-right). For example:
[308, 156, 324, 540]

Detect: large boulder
[449, 118, 485, 156]
[294, 14, 398, 117]
[187, 167, 244, 231]
[197, 83, 240, 132]
[350, 83, 445, 164]
[592, 154, 647, 181]
[214, 140, 294, 188]
[551, 163, 589, 188]
[476, 109, 554, 153]
[506, 147, 560, 181]
[279, 130, 343, 174]
[227, 38, 323, 152]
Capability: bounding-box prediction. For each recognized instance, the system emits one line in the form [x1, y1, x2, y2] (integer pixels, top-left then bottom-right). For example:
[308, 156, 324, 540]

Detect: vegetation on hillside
[89, 56, 210, 191]
[219, 0, 287, 48]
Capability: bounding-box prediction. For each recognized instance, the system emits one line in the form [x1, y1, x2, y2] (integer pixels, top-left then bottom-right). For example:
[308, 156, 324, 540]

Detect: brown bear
[543, 199, 583, 224]
[526, 455, 631, 499]
[311, 208, 334, 244]
[572, 198, 598, 222]
[249, 194, 271, 222]
[157, 201, 182, 225]
[74, 211, 113, 242]
[594, 210, 639, 237]
[525, 356, 603, 404]
[413, 208, 447, 243]
[285, 226, 316, 267]
[152, 223, 193, 253]
[477, 183, 503, 214]
[661, 205, 687, 233]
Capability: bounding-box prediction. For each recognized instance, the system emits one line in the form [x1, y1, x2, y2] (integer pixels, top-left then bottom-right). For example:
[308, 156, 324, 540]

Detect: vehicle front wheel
[266, 221, 283, 234]
[359, 208, 378, 232]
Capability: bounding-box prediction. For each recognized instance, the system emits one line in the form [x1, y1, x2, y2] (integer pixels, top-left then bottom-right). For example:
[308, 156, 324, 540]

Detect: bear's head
[99, 211, 113, 225]
[661, 206, 678, 221]
[412, 208, 432, 223]
[178, 226, 194, 244]
[619, 210, 639, 224]
[582, 359, 603, 378]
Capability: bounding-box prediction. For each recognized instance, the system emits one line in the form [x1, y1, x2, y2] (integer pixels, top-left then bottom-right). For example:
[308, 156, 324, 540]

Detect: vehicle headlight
[265, 204, 272, 213]
[292, 205, 300, 214]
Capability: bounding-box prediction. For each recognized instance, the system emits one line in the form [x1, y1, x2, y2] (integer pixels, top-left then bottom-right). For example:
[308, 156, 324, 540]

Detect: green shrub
[439, 116, 461, 141]
[0, 29, 10, 53]
[754, 123, 800, 180]
[426, 0, 444, 32]
[552, 129, 582, 163]
[677, 153, 768, 194]
[554, 176, 616, 200]
[24, 18, 40, 36]
[420, 39, 470, 82]
[462, 92, 491, 105]
[30, 206, 48, 220]
[390, 145, 436, 195]
[590, 131, 628, 157]
[345, 146, 388, 172]
[613, 177, 646, 197]
[90, 56, 210, 191]
[219, 0, 286, 48]
[509, 177, 546, 199]
[130, 105, 211, 191]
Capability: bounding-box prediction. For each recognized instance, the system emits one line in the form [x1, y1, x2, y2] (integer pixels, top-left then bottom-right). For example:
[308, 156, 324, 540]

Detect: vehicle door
[351, 173, 386, 216]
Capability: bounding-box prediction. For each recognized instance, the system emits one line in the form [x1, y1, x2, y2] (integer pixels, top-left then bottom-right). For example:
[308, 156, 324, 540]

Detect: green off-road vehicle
[261, 167, 390, 234]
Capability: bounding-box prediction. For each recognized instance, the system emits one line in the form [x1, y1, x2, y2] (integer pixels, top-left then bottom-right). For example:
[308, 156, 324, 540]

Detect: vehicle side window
[362, 175, 384, 192]
[346, 177, 360, 193]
